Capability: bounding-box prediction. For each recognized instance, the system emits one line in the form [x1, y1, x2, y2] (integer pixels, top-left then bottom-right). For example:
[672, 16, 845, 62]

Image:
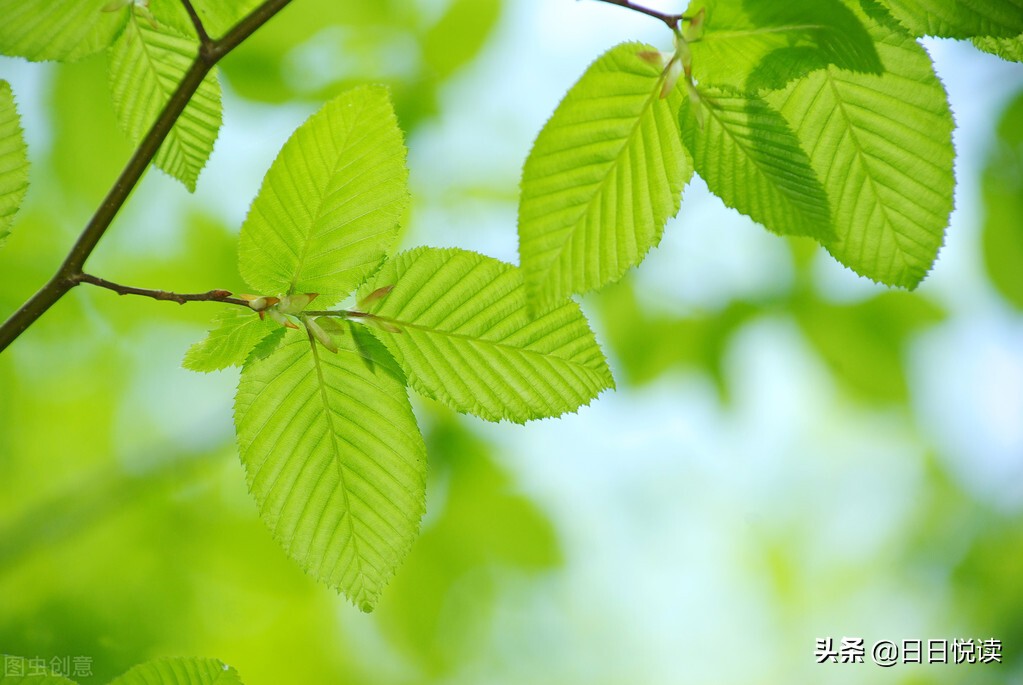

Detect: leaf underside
[108, 10, 223, 191]
[107, 657, 244, 685]
[0, 81, 30, 247]
[680, 87, 833, 241]
[767, 10, 954, 287]
[238, 86, 409, 305]
[0, 0, 128, 62]
[518, 42, 692, 312]
[358, 247, 614, 423]
[235, 328, 426, 611]
[687, 0, 884, 91]
[878, 0, 1023, 38]
[973, 33, 1023, 62]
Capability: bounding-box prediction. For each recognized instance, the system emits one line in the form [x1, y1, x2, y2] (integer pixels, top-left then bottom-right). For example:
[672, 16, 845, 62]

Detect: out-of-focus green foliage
[981, 88, 1023, 310]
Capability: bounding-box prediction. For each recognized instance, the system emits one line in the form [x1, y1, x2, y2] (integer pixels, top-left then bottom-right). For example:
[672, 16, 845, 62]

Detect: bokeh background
[2, 1, 1023, 683]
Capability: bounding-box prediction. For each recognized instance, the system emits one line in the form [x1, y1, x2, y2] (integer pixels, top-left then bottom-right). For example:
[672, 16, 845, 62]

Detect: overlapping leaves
[517, 0, 958, 301]
[187, 87, 610, 610]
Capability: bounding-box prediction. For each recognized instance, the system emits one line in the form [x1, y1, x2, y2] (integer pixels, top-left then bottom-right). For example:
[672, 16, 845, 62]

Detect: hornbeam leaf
[183, 309, 278, 372]
[973, 34, 1023, 62]
[357, 248, 614, 423]
[108, 9, 223, 191]
[877, 0, 1023, 38]
[679, 87, 833, 240]
[767, 10, 954, 287]
[686, 0, 883, 92]
[0, 81, 29, 249]
[238, 86, 408, 305]
[108, 658, 244, 685]
[0, 0, 129, 62]
[235, 328, 426, 611]
[518, 42, 692, 312]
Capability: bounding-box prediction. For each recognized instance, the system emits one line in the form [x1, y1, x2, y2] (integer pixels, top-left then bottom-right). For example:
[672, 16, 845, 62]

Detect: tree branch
[73, 273, 251, 307]
[180, 0, 211, 45]
[588, 0, 685, 30]
[0, 0, 293, 355]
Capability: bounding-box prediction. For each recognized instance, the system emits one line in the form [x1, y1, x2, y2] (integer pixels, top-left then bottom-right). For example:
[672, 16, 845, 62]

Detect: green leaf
[679, 87, 832, 240]
[238, 86, 408, 304]
[0, 0, 129, 62]
[108, 9, 223, 191]
[0, 81, 29, 248]
[422, 0, 502, 79]
[235, 327, 426, 611]
[357, 247, 614, 423]
[877, 0, 1023, 38]
[981, 89, 1023, 309]
[687, 0, 883, 91]
[518, 42, 692, 312]
[973, 34, 1023, 62]
[766, 12, 954, 287]
[183, 309, 278, 372]
[108, 657, 244, 685]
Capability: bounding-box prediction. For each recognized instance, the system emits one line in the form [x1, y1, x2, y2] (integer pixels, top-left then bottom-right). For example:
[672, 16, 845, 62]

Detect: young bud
[278, 293, 318, 315]
[305, 317, 339, 353]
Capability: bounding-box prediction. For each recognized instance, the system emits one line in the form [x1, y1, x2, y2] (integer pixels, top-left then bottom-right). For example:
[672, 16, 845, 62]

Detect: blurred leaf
[358, 247, 614, 423]
[238, 86, 407, 305]
[518, 42, 690, 311]
[679, 86, 832, 241]
[595, 280, 759, 397]
[767, 9, 954, 288]
[0, 0, 128, 62]
[422, 0, 502, 79]
[0, 660, 76, 684]
[981, 89, 1023, 309]
[376, 415, 560, 676]
[687, 0, 883, 91]
[0, 81, 29, 248]
[108, 9, 222, 191]
[794, 290, 944, 402]
[50, 54, 134, 205]
[108, 657, 244, 685]
[235, 328, 426, 612]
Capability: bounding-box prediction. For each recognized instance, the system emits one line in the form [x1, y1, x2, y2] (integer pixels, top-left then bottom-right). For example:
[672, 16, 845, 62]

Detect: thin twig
[0, 0, 293, 354]
[74, 273, 251, 307]
[589, 0, 685, 30]
[180, 0, 211, 45]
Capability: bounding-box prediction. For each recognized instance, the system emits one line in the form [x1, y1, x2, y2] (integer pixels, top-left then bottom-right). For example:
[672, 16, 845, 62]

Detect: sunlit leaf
[767, 10, 954, 287]
[183, 309, 277, 372]
[235, 328, 426, 611]
[687, 0, 883, 91]
[518, 42, 691, 312]
[357, 247, 614, 423]
[679, 87, 832, 240]
[238, 86, 408, 304]
[877, 0, 1023, 38]
[0, 0, 129, 62]
[108, 657, 244, 685]
[108, 9, 222, 191]
[0, 81, 29, 249]
[973, 34, 1023, 62]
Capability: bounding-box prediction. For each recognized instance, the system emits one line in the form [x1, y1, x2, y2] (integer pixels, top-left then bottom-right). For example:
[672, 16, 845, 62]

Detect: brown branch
[180, 0, 211, 45]
[73, 274, 251, 307]
[0, 0, 293, 354]
[589, 0, 685, 30]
